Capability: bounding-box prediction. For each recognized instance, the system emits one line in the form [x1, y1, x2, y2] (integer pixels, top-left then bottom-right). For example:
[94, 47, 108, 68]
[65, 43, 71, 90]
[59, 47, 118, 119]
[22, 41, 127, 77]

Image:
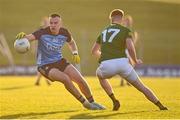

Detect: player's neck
[111, 21, 121, 25]
[49, 27, 60, 35]
[50, 30, 59, 35]
[111, 22, 120, 25]
[52, 31, 59, 35]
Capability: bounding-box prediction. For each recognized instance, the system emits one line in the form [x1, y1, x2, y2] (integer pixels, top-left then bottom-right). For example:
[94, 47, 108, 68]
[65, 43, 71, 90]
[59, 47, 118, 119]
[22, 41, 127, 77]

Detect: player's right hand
[16, 32, 26, 39]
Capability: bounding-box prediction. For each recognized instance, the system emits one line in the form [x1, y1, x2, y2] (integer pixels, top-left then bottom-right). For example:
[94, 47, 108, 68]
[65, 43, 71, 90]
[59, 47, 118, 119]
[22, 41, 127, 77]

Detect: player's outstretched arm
[25, 34, 36, 41]
[91, 42, 101, 58]
[16, 32, 36, 41]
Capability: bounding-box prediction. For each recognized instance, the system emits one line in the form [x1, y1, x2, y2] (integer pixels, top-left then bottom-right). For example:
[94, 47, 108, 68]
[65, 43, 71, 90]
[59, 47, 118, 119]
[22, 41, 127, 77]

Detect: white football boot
[82, 100, 99, 110]
[91, 102, 106, 110]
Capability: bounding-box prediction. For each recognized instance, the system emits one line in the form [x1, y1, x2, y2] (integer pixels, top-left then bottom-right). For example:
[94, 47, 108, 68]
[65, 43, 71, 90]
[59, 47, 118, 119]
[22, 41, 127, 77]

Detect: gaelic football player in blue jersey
[16, 14, 105, 110]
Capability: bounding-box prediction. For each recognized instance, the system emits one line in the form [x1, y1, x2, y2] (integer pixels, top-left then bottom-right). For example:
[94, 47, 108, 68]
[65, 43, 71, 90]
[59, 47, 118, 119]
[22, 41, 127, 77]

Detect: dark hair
[50, 13, 61, 18]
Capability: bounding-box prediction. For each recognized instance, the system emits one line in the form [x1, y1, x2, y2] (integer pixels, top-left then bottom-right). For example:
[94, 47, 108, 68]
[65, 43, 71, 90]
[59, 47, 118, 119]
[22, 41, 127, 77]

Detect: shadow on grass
[0, 110, 78, 119]
[69, 110, 159, 119]
[0, 85, 34, 91]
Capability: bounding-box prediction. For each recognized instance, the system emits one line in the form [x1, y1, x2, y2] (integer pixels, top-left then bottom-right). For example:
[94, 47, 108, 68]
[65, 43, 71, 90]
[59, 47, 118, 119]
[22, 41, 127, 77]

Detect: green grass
[0, 76, 180, 119]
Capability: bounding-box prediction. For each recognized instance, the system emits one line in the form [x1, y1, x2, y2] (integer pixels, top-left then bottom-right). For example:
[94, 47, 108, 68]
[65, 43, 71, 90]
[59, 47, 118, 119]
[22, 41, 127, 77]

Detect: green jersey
[96, 23, 132, 63]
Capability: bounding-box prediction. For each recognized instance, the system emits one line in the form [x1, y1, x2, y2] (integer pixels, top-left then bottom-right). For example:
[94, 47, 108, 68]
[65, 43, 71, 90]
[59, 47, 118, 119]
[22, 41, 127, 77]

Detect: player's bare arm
[91, 42, 101, 58]
[67, 38, 78, 54]
[25, 34, 36, 41]
[16, 32, 36, 41]
[67, 39, 81, 64]
[126, 37, 142, 65]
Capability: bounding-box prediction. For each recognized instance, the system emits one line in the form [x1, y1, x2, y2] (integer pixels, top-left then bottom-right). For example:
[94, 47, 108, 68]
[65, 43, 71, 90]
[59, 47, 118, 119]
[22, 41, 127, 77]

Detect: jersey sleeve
[96, 34, 101, 44]
[32, 29, 43, 40]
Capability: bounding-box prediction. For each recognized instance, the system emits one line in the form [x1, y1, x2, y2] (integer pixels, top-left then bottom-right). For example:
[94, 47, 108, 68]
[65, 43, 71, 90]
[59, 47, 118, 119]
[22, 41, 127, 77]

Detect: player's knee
[124, 70, 139, 82]
[63, 76, 72, 83]
[96, 68, 104, 79]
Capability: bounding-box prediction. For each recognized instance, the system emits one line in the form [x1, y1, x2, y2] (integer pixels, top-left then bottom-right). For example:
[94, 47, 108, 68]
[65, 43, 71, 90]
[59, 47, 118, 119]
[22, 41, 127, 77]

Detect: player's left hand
[136, 59, 143, 65]
[72, 54, 80, 64]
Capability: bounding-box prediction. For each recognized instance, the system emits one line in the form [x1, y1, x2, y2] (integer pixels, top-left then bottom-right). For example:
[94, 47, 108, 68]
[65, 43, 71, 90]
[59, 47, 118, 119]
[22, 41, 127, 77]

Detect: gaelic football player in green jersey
[120, 15, 138, 86]
[92, 9, 168, 111]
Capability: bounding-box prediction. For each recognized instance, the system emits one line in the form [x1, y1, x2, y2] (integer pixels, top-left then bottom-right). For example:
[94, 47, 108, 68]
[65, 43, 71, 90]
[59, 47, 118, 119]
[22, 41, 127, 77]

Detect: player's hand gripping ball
[14, 38, 30, 54]
[16, 32, 26, 39]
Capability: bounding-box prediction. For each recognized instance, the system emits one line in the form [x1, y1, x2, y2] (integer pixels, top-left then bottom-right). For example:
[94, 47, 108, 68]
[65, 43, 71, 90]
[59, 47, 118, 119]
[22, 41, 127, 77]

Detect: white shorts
[96, 58, 138, 81]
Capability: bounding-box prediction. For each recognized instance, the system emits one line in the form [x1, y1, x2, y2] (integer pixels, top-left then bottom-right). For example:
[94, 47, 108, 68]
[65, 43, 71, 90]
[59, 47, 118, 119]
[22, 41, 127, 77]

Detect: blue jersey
[32, 27, 72, 66]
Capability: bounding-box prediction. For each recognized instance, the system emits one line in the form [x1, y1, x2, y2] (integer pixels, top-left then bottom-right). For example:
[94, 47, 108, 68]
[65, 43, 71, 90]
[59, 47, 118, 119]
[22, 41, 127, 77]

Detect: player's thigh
[64, 64, 84, 83]
[48, 68, 70, 83]
[97, 58, 130, 79]
[96, 61, 117, 79]
[123, 69, 138, 82]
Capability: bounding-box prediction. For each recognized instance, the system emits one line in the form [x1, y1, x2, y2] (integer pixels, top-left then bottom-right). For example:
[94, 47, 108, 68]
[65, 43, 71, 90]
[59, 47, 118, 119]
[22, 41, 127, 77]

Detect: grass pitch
[0, 76, 180, 119]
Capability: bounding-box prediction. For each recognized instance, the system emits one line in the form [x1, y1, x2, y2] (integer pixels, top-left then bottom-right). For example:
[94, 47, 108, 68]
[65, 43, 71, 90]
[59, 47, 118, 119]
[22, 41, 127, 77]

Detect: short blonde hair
[109, 9, 124, 19]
